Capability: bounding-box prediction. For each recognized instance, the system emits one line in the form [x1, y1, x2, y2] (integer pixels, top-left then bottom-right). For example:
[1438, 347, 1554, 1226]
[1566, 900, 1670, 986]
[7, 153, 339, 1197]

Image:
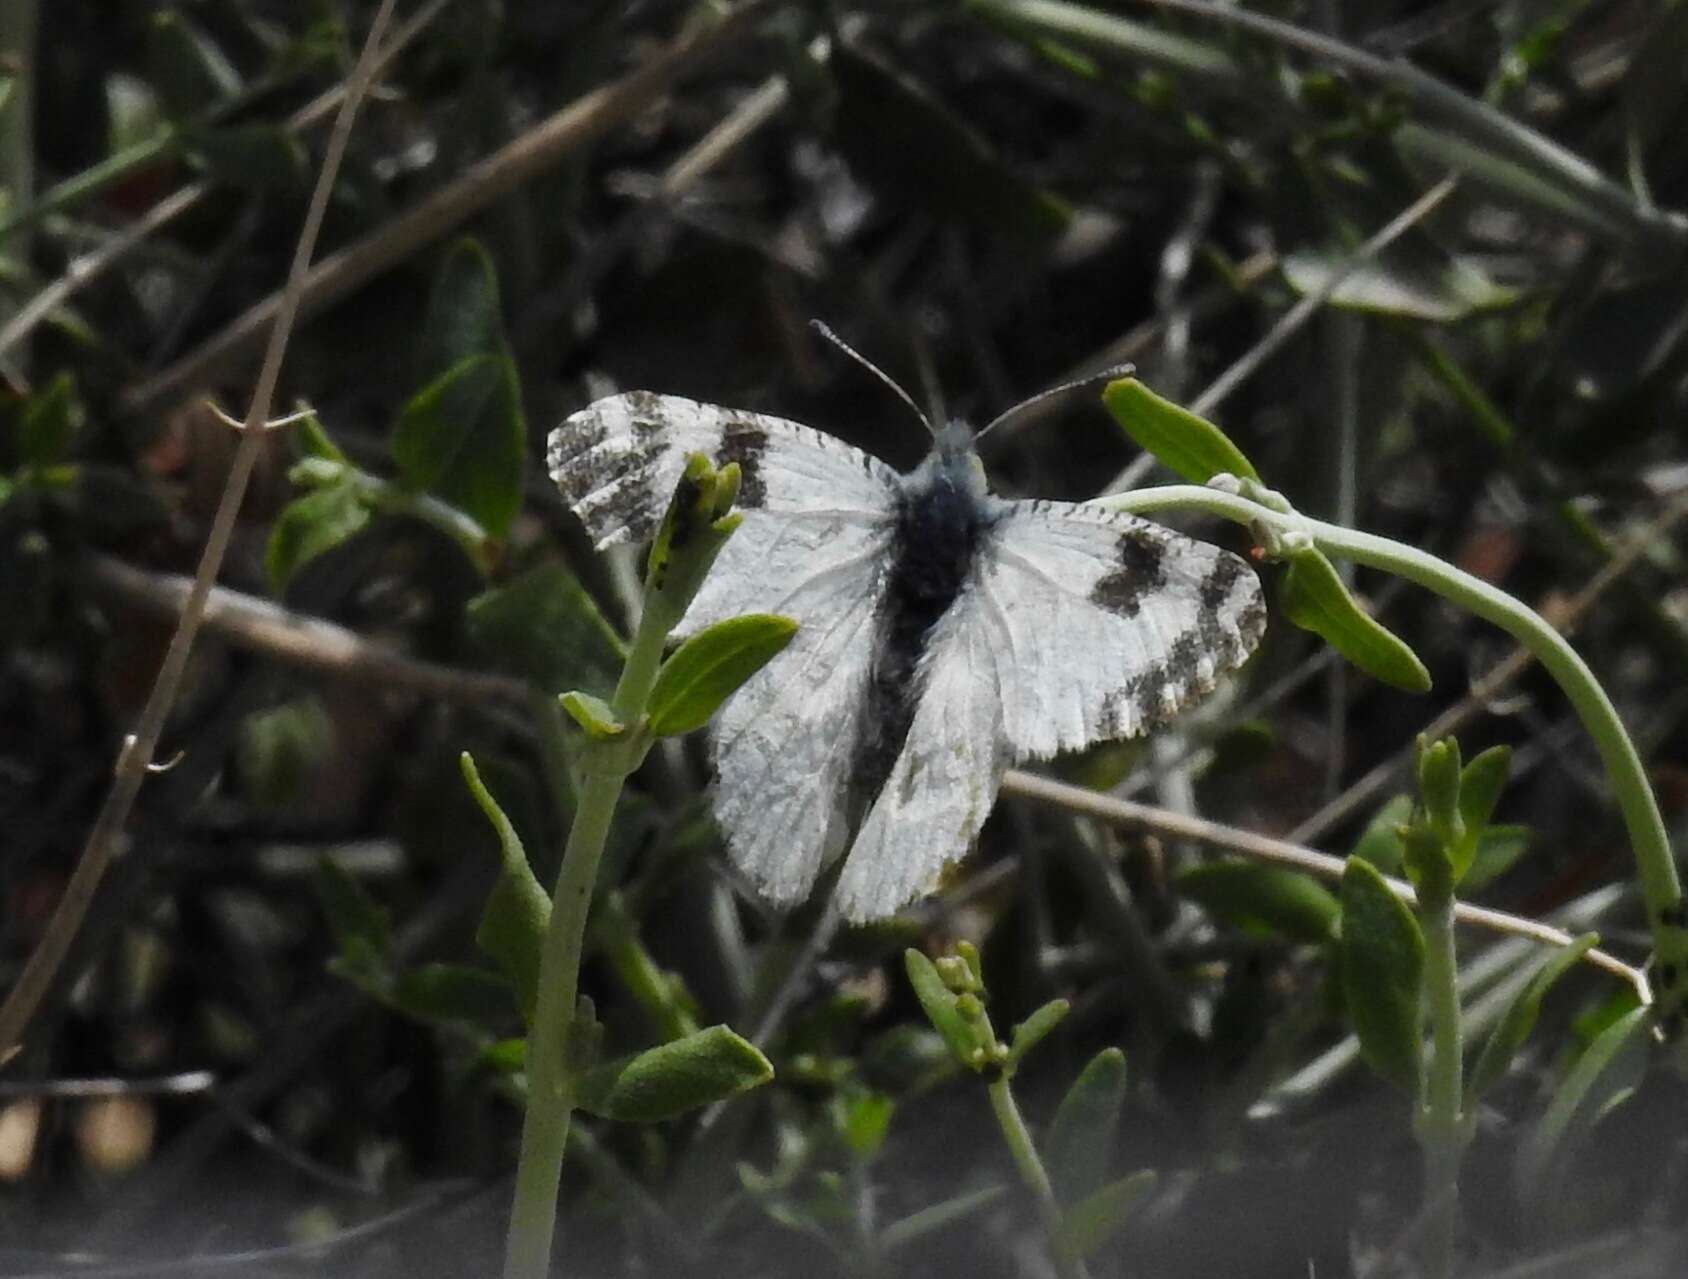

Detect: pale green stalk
[1418, 879, 1466, 1279]
[502, 598, 670, 1279]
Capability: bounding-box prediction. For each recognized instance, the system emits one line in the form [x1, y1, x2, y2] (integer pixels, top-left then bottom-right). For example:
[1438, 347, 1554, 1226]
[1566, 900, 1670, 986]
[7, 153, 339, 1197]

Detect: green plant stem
[502, 592, 670, 1279]
[1105, 485, 1688, 1018]
[986, 1074, 1089, 1279]
[1419, 879, 1466, 1279]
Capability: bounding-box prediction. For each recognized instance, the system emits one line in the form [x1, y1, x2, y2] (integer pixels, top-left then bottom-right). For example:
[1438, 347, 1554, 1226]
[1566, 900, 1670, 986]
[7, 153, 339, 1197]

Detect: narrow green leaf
[1178, 860, 1340, 943]
[1280, 549, 1431, 693]
[1057, 1169, 1157, 1260]
[1102, 377, 1260, 484]
[466, 561, 625, 698]
[237, 697, 333, 810]
[647, 614, 798, 737]
[574, 1024, 773, 1123]
[183, 124, 307, 191]
[292, 410, 347, 464]
[311, 856, 392, 980]
[839, 1091, 895, 1159]
[559, 691, 625, 740]
[1518, 1004, 1650, 1192]
[832, 45, 1071, 242]
[461, 752, 550, 1022]
[1282, 246, 1517, 322]
[391, 352, 526, 538]
[265, 480, 372, 592]
[1466, 934, 1599, 1107]
[1458, 746, 1513, 839]
[146, 9, 242, 119]
[1461, 824, 1531, 894]
[1349, 795, 1413, 875]
[1339, 857, 1425, 1094]
[1046, 1047, 1127, 1206]
[970, 0, 1243, 83]
[1006, 998, 1070, 1070]
[905, 949, 980, 1069]
[20, 372, 82, 466]
[880, 1185, 1007, 1253]
[391, 963, 513, 1025]
[419, 239, 505, 382]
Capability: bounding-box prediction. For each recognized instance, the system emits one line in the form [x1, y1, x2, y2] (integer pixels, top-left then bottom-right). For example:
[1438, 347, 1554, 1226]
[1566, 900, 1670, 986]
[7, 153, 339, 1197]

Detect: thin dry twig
[999, 769, 1651, 1001]
[0, 0, 454, 362]
[0, 0, 402, 1064]
[76, 551, 530, 708]
[119, 0, 772, 417]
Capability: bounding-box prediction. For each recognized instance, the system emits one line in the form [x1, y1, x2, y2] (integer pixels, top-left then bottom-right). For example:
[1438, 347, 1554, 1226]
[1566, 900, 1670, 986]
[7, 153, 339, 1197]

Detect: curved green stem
[1105, 485, 1687, 1020]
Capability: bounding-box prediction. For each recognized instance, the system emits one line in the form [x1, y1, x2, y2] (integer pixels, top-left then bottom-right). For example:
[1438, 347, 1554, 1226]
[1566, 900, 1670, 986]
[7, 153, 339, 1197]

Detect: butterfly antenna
[974, 362, 1137, 445]
[810, 319, 935, 438]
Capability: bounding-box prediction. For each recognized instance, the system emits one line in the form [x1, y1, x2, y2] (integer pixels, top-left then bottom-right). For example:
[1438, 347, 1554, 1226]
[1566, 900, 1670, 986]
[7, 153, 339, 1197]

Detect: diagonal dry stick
[999, 769, 1650, 1000]
[119, 0, 771, 418]
[0, 0, 401, 1065]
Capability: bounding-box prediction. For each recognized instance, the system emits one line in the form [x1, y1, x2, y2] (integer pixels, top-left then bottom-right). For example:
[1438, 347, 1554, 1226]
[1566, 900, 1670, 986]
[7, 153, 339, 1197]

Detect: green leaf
[1281, 246, 1517, 322]
[1057, 1169, 1157, 1260]
[461, 752, 550, 1022]
[1518, 1004, 1650, 1193]
[183, 124, 308, 191]
[20, 372, 83, 466]
[1178, 860, 1340, 944]
[1339, 857, 1425, 1094]
[832, 45, 1071, 242]
[838, 1091, 895, 1159]
[146, 9, 242, 119]
[237, 697, 334, 810]
[312, 856, 392, 981]
[466, 561, 625, 698]
[391, 963, 513, 1025]
[1101, 378, 1260, 484]
[1466, 934, 1599, 1107]
[1006, 998, 1070, 1070]
[391, 352, 526, 539]
[574, 1024, 774, 1122]
[1046, 1047, 1127, 1206]
[1461, 824, 1531, 894]
[292, 410, 347, 464]
[265, 479, 372, 592]
[1279, 549, 1431, 693]
[905, 949, 980, 1069]
[647, 614, 799, 737]
[559, 691, 625, 740]
[1349, 795, 1413, 875]
[1458, 746, 1513, 838]
[880, 1185, 1008, 1253]
[419, 239, 505, 383]
[970, 0, 1242, 83]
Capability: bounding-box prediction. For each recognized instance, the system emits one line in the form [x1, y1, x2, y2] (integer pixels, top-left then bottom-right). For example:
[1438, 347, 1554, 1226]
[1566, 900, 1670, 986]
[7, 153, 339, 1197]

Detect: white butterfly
[548, 381, 1266, 922]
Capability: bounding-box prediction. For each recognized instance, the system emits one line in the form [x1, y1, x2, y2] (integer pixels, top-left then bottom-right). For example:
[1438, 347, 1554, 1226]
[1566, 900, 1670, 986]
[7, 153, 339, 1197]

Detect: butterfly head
[917, 419, 989, 499]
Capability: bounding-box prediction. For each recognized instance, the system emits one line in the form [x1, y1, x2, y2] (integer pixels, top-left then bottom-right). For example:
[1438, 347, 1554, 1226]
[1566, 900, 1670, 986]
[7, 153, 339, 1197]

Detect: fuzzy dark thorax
[849, 434, 999, 815]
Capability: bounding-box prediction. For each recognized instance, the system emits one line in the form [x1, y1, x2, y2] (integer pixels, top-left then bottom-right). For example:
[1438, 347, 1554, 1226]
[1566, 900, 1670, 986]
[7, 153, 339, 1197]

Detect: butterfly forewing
[975, 500, 1267, 756]
[549, 392, 899, 548]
